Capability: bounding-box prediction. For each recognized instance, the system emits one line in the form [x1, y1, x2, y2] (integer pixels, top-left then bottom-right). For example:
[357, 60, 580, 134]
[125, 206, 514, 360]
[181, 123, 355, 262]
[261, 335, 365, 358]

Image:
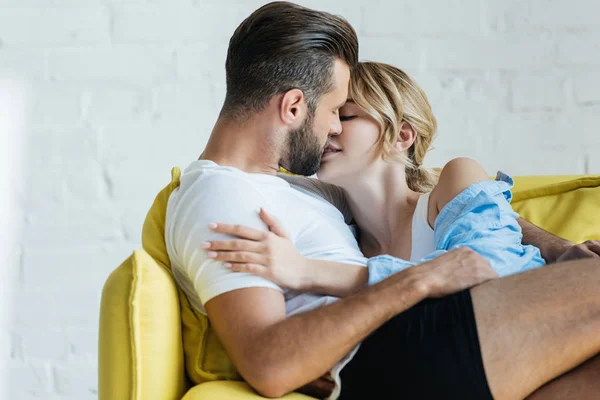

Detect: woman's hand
[204, 208, 313, 291]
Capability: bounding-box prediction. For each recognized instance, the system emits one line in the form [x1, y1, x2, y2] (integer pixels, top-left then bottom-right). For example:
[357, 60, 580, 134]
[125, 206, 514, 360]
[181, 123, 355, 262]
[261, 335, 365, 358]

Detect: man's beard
[283, 112, 324, 176]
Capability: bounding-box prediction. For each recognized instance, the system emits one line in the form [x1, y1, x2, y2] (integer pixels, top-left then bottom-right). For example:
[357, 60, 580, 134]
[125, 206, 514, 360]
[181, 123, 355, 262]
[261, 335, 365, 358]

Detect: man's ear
[395, 120, 417, 152]
[280, 89, 307, 126]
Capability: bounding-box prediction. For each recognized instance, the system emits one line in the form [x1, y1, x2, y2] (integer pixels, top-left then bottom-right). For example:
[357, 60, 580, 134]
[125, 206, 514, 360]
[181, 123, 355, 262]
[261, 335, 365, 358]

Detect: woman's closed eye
[340, 115, 357, 122]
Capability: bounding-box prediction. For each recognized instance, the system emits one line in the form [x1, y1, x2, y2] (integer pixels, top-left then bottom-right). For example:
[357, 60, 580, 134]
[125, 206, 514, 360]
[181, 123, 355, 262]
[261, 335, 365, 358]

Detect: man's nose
[330, 118, 342, 136]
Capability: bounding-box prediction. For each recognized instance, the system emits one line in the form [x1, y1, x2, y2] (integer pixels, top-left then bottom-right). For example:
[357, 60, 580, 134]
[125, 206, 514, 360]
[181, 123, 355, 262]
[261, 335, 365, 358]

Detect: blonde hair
[349, 62, 439, 193]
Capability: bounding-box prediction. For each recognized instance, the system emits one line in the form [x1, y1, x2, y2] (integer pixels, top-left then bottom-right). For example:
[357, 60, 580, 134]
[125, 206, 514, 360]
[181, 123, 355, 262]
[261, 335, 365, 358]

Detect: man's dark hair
[222, 1, 359, 118]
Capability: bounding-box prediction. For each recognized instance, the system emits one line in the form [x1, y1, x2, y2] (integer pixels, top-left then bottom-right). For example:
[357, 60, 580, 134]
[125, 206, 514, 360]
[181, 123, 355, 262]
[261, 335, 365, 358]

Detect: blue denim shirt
[367, 172, 546, 285]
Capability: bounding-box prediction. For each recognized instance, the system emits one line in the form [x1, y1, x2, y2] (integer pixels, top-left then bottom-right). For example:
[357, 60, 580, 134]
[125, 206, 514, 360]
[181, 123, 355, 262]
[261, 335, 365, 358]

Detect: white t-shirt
[165, 160, 367, 399]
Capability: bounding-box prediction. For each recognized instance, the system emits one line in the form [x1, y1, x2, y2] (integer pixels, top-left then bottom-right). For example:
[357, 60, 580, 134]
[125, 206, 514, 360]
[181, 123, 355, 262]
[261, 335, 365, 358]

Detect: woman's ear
[280, 89, 306, 126]
[395, 120, 417, 152]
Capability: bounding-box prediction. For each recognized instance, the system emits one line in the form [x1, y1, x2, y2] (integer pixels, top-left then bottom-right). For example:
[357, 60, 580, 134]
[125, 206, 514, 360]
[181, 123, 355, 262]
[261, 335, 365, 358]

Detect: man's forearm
[518, 217, 571, 263]
[245, 268, 426, 397]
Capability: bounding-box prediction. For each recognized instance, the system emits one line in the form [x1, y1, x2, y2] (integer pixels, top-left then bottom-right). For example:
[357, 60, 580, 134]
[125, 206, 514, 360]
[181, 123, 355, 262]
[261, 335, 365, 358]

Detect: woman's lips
[321, 148, 341, 160]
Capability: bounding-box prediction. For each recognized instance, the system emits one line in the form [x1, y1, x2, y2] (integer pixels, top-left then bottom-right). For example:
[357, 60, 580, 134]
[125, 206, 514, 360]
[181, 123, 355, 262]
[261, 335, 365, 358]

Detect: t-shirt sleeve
[168, 174, 283, 306]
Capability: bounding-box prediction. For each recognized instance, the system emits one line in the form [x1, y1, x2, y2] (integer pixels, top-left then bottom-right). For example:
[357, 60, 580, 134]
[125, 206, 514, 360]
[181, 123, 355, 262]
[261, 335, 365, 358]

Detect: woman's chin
[316, 168, 329, 182]
[316, 167, 338, 184]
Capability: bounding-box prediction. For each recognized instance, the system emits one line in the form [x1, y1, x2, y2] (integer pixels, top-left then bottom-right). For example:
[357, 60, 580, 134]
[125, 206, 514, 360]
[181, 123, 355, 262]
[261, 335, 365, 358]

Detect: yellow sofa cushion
[511, 175, 600, 243]
[141, 167, 240, 385]
[99, 249, 187, 400]
[182, 381, 314, 400]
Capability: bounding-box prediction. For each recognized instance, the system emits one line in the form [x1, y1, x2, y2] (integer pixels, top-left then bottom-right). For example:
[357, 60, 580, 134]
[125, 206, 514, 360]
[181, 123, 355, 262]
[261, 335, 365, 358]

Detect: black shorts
[339, 289, 493, 400]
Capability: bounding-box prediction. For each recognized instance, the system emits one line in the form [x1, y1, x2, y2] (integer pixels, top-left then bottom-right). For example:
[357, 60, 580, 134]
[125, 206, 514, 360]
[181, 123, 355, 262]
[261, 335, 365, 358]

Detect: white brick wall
[1, 0, 600, 398]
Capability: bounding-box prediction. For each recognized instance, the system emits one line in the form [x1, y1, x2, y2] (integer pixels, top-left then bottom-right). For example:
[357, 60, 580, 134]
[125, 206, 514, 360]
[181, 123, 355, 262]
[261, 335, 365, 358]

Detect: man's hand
[414, 248, 498, 298]
[556, 240, 600, 263]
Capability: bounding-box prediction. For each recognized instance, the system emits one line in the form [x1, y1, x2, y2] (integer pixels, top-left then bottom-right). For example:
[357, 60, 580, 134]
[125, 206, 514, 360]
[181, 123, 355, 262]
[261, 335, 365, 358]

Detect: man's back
[165, 160, 367, 317]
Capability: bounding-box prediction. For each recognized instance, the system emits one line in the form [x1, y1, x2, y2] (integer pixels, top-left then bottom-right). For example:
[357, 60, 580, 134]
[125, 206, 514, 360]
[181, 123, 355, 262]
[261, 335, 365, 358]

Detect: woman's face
[317, 100, 382, 185]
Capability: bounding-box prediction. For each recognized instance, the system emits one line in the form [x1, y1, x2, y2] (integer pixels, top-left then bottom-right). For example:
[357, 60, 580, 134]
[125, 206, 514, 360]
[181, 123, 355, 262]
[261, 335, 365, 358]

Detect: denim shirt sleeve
[367, 172, 545, 285]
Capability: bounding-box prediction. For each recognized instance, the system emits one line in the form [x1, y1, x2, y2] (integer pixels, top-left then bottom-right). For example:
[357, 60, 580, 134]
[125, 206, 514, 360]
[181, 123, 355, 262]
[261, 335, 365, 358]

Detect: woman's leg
[471, 258, 600, 399]
[526, 354, 600, 399]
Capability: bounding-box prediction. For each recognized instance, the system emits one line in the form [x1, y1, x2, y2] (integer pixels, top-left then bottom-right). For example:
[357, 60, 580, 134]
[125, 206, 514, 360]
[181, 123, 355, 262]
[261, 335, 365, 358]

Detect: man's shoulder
[166, 162, 274, 226]
[180, 161, 256, 189]
[174, 161, 275, 203]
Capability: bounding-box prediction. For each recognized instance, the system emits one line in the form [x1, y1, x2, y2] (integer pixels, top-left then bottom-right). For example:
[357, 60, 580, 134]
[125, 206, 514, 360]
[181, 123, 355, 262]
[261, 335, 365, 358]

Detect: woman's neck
[342, 165, 421, 257]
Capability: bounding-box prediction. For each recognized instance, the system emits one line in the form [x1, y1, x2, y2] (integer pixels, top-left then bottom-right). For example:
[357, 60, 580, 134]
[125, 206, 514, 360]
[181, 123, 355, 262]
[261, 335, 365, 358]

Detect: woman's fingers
[207, 250, 266, 265]
[259, 208, 289, 238]
[203, 239, 264, 252]
[228, 263, 269, 276]
[209, 210, 288, 241]
[208, 222, 267, 241]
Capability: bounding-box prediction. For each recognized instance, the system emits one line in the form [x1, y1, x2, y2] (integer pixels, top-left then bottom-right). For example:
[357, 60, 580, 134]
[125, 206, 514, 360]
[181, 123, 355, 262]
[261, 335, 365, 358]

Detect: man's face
[283, 60, 350, 176]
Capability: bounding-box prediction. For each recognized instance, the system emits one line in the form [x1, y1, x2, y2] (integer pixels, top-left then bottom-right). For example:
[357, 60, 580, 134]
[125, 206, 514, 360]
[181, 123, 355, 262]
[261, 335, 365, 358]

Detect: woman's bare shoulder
[429, 157, 489, 212]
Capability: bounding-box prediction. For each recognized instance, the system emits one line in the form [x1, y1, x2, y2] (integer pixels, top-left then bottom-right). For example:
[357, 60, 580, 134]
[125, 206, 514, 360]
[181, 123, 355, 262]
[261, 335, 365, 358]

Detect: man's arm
[520, 217, 600, 262]
[205, 248, 495, 398]
[517, 217, 572, 263]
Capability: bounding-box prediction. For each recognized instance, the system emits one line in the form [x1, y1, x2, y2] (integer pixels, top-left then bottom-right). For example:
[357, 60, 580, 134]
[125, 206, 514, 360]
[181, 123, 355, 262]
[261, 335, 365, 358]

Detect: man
[165, 2, 600, 399]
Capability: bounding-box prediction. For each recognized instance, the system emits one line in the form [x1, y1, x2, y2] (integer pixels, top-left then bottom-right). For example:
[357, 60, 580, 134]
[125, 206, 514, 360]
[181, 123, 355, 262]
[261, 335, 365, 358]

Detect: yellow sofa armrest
[99, 249, 188, 400]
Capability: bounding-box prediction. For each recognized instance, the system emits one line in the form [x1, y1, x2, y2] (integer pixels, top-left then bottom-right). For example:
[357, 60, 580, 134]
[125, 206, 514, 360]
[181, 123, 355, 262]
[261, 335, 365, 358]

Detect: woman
[203, 61, 545, 296]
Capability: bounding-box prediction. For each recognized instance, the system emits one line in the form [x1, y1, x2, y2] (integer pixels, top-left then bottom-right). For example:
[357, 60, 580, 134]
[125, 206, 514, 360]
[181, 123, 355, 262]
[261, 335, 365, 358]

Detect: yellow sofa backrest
[141, 168, 240, 385]
[511, 175, 600, 243]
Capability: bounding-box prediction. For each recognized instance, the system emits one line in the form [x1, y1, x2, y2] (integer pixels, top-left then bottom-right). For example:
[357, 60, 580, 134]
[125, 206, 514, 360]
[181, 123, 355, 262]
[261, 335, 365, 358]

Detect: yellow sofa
[98, 171, 600, 400]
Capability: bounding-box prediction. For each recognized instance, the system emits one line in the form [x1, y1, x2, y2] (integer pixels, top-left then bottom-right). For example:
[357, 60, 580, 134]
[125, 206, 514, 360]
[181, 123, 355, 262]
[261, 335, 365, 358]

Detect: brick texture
[1, 0, 599, 397]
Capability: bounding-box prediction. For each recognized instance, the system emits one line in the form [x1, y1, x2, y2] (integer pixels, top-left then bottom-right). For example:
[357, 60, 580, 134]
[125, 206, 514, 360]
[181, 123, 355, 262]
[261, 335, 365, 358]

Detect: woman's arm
[426, 158, 550, 277]
[296, 259, 368, 297]
[518, 218, 600, 263]
[205, 208, 368, 297]
[433, 159, 599, 264]
[206, 158, 504, 295]
[429, 157, 490, 219]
